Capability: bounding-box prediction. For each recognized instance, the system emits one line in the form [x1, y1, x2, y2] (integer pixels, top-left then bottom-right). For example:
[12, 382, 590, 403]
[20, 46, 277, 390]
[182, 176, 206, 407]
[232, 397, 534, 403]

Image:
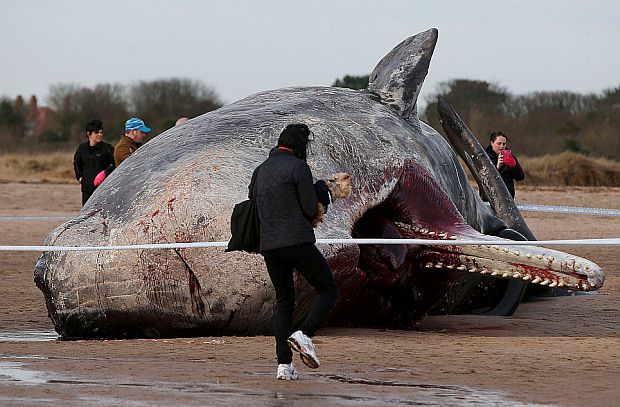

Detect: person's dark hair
[489, 131, 509, 143]
[277, 123, 312, 160]
[85, 119, 103, 136]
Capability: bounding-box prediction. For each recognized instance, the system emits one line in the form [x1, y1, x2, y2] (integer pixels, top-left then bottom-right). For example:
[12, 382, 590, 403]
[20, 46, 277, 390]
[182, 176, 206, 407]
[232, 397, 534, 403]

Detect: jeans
[262, 243, 338, 364]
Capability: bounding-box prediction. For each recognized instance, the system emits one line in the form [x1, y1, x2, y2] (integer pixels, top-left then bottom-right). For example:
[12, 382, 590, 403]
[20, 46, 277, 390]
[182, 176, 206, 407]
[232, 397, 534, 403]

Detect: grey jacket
[249, 148, 318, 252]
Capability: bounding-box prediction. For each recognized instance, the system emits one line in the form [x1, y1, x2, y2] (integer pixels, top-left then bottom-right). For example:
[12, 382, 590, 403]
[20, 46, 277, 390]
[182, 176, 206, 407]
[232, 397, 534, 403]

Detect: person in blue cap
[114, 117, 152, 166]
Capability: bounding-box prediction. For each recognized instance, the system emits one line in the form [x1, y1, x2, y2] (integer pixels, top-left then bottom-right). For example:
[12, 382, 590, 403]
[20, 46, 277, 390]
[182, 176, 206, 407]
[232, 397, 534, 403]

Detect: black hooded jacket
[249, 148, 318, 252]
[73, 141, 115, 193]
[484, 145, 525, 197]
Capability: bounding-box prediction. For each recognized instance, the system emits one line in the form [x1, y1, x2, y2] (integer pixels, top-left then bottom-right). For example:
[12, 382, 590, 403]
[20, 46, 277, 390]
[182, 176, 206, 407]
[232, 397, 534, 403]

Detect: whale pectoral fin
[368, 28, 438, 124]
[437, 96, 535, 240]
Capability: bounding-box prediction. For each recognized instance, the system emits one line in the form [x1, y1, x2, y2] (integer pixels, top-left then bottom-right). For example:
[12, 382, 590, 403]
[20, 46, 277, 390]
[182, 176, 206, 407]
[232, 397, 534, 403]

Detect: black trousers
[81, 191, 93, 206]
[262, 243, 338, 364]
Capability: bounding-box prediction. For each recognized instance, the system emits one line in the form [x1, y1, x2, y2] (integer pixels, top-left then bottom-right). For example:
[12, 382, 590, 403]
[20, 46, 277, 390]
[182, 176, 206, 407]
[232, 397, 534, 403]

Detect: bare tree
[129, 78, 222, 133]
[46, 83, 128, 143]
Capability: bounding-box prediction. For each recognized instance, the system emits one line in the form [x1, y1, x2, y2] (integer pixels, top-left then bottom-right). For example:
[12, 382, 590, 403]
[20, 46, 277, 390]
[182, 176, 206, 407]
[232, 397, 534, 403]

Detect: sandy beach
[0, 183, 618, 406]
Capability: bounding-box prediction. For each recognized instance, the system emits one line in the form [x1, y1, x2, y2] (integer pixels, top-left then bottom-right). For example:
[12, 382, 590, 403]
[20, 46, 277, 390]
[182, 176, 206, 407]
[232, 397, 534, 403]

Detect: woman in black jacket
[249, 123, 338, 380]
[484, 131, 525, 199]
[73, 119, 115, 205]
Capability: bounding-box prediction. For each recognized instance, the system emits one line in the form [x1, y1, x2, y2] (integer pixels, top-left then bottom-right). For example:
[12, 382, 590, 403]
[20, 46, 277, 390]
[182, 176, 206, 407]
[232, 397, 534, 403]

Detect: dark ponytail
[277, 123, 311, 160]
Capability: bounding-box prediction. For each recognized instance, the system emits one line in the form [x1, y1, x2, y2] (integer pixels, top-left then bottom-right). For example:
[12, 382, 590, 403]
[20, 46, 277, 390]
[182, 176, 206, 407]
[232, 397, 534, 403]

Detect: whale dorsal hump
[368, 28, 438, 124]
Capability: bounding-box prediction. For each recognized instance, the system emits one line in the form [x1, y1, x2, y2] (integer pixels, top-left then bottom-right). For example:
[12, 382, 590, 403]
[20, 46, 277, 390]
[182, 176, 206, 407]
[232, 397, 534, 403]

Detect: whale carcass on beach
[34, 28, 604, 338]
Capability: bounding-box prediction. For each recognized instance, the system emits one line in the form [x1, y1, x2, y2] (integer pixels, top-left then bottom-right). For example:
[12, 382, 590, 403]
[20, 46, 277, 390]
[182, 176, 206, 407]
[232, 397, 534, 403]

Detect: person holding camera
[484, 131, 525, 199]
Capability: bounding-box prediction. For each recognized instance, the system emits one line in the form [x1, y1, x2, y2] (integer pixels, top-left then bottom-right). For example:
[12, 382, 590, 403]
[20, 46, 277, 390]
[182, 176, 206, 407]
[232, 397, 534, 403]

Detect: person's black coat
[249, 148, 318, 252]
[73, 141, 115, 193]
[484, 145, 525, 198]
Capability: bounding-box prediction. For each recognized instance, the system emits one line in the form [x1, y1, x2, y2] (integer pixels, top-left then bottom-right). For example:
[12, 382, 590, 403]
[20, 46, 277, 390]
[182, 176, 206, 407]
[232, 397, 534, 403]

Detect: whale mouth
[350, 162, 604, 299]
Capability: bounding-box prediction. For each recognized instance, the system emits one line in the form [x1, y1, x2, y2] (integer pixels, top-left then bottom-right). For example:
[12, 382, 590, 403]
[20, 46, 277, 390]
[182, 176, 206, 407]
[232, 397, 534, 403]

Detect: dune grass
[522, 152, 620, 187]
[0, 151, 76, 183]
[0, 151, 619, 187]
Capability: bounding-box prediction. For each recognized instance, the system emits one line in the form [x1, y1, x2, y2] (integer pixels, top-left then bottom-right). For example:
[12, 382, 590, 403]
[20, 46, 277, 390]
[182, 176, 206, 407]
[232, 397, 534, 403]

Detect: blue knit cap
[124, 118, 151, 132]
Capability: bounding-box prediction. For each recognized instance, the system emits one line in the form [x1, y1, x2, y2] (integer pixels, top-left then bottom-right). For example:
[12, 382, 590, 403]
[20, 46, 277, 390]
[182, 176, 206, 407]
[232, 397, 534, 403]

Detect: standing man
[484, 131, 525, 199]
[114, 117, 151, 166]
[73, 119, 115, 206]
[249, 123, 338, 381]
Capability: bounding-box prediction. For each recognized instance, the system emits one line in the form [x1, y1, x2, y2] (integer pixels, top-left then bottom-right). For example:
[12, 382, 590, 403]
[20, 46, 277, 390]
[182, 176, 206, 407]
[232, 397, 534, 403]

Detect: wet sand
[0, 184, 618, 406]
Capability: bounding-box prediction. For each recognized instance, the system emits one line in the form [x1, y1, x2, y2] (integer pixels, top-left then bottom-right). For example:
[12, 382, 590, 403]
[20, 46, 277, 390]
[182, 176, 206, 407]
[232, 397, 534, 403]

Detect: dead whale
[34, 28, 604, 338]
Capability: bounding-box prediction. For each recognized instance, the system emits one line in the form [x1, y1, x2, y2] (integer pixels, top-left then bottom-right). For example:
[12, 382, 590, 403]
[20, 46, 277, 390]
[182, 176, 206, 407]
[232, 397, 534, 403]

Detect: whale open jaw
[333, 161, 603, 325]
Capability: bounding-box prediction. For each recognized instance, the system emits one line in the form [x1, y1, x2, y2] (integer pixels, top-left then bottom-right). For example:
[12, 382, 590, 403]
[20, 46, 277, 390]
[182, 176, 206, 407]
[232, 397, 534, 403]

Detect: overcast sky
[1, 0, 617, 109]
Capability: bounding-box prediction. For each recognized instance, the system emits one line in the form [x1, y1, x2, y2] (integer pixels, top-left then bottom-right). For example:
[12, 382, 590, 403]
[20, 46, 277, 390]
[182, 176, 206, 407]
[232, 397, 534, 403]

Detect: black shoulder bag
[225, 177, 260, 253]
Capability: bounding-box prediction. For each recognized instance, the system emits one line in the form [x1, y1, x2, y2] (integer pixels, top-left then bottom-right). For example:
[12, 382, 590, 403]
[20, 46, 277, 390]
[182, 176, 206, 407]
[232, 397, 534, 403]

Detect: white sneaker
[287, 330, 320, 369]
[276, 362, 299, 380]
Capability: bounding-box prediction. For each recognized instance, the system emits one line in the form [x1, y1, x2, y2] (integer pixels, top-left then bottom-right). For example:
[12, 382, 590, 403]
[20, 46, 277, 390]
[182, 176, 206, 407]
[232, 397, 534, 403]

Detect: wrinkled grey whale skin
[35, 28, 603, 338]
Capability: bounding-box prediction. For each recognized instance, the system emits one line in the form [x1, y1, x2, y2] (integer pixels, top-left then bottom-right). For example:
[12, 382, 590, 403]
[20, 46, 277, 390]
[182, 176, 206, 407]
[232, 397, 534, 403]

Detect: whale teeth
[532, 277, 542, 284]
[558, 280, 566, 287]
[446, 265, 454, 269]
[513, 251, 521, 256]
[491, 271, 499, 276]
[449, 235, 458, 240]
[522, 275, 532, 281]
[480, 269, 488, 275]
[428, 231, 436, 236]
[525, 253, 532, 259]
[512, 272, 521, 279]
[536, 254, 544, 260]
[501, 272, 510, 278]
[438, 233, 447, 239]
[425, 262, 433, 268]
[420, 228, 428, 234]
[435, 263, 444, 269]
[549, 281, 558, 288]
[457, 265, 466, 271]
[468, 267, 477, 273]
[502, 248, 509, 253]
[540, 279, 551, 286]
[492, 245, 501, 250]
[547, 256, 554, 262]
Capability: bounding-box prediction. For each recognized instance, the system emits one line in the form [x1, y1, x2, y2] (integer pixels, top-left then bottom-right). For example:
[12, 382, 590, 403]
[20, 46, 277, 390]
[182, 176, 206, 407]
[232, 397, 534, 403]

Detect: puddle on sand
[0, 362, 50, 385]
[0, 362, 563, 407]
[0, 330, 58, 342]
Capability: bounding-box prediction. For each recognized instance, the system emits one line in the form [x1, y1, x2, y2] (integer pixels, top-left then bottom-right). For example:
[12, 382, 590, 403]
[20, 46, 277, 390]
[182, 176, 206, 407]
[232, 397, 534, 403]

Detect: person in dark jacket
[73, 119, 115, 206]
[249, 123, 338, 381]
[483, 131, 525, 199]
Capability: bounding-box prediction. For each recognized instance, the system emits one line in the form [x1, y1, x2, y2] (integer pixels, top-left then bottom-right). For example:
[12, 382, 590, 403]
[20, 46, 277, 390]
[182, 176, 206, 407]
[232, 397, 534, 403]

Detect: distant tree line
[0, 78, 221, 150]
[332, 75, 369, 90]
[331, 75, 619, 161]
[2, 74, 618, 161]
[422, 79, 620, 161]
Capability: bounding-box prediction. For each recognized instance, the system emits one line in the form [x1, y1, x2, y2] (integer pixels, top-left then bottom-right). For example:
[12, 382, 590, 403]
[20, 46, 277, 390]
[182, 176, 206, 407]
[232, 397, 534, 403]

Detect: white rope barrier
[1, 204, 618, 251]
[0, 238, 618, 252]
[517, 204, 620, 217]
[1, 204, 619, 222]
[0, 216, 71, 221]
